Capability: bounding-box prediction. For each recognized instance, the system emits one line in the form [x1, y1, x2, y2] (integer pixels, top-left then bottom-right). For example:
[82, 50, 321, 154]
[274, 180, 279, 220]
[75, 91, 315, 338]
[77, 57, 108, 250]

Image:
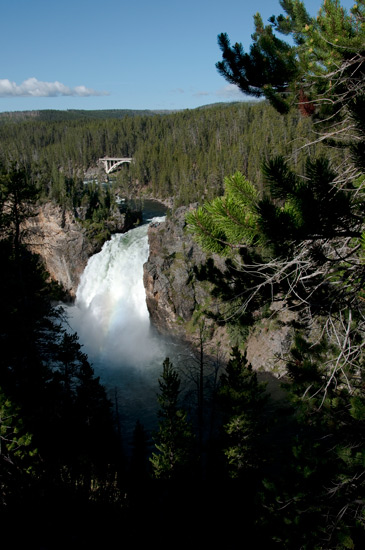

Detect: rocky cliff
[143, 206, 228, 345]
[144, 206, 296, 376]
[25, 202, 140, 298]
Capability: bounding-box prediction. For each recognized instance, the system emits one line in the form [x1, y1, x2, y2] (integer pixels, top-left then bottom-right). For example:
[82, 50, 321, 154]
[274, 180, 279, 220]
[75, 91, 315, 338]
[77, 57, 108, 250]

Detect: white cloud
[0, 77, 109, 98]
[215, 84, 243, 99]
[192, 84, 246, 101]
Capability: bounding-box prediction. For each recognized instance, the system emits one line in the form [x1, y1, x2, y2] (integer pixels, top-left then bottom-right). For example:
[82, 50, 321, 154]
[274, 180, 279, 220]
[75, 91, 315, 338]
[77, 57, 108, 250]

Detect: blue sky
[0, 0, 355, 112]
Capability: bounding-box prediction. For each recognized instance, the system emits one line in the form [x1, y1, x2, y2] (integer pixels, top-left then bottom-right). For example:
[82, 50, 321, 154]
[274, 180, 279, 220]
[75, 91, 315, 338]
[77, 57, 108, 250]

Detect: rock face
[25, 202, 140, 298]
[143, 206, 297, 377]
[25, 203, 96, 298]
[244, 304, 297, 377]
[143, 207, 198, 336]
[143, 206, 228, 345]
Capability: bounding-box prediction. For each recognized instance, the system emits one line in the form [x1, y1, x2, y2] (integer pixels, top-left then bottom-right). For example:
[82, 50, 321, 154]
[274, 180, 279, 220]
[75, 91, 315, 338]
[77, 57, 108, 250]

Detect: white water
[66, 218, 169, 442]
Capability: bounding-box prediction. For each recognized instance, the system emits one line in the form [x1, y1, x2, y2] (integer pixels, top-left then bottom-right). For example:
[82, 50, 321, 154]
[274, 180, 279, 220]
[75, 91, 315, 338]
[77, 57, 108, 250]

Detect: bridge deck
[99, 157, 133, 174]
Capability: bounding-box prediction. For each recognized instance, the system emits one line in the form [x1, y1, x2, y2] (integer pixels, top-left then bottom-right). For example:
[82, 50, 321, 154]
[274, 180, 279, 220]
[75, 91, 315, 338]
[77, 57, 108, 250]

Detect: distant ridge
[0, 108, 176, 123]
[0, 103, 252, 123]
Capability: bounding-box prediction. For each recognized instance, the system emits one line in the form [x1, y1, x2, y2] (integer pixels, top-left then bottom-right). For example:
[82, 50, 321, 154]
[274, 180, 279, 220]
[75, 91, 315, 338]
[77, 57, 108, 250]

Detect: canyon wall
[143, 206, 229, 345]
[25, 202, 139, 298]
[144, 206, 296, 376]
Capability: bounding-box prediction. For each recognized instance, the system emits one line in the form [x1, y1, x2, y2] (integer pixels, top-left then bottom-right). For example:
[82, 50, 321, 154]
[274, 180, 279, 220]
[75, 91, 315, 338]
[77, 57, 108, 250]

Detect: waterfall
[66, 217, 168, 439]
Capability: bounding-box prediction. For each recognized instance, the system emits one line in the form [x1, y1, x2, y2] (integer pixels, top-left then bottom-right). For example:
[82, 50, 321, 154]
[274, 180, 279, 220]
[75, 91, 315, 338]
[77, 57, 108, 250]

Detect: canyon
[144, 206, 295, 377]
[27, 201, 296, 378]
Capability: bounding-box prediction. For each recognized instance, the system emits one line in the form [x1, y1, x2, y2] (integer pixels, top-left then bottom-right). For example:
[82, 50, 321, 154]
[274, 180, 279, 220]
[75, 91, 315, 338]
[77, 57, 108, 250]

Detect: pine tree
[258, 333, 365, 549]
[216, 0, 365, 126]
[187, 0, 365, 397]
[0, 166, 119, 503]
[0, 388, 37, 506]
[150, 358, 195, 481]
[187, 1, 365, 546]
[0, 165, 38, 259]
[218, 347, 267, 478]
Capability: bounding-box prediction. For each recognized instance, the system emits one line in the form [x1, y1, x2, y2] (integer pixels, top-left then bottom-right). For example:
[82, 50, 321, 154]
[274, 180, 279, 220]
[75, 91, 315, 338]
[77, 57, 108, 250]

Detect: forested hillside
[0, 108, 172, 122]
[0, 101, 326, 206]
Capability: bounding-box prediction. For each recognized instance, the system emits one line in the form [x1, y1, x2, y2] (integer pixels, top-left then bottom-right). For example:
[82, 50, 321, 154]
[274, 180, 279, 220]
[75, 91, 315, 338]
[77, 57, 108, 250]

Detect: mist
[66, 220, 169, 439]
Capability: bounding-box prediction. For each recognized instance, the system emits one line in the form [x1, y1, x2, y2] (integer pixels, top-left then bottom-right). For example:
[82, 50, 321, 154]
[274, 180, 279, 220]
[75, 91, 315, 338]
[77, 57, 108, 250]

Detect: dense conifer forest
[0, 100, 326, 208]
[1, 1, 364, 548]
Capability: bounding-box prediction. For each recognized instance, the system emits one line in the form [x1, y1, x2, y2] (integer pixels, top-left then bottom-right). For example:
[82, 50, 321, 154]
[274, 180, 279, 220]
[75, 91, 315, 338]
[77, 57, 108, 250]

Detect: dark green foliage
[0, 167, 119, 506]
[257, 334, 365, 549]
[217, 0, 365, 127]
[216, 14, 299, 113]
[349, 93, 365, 173]
[260, 155, 360, 245]
[0, 165, 39, 257]
[187, 147, 364, 319]
[188, 154, 360, 252]
[0, 388, 38, 505]
[150, 358, 195, 480]
[218, 347, 267, 477]
[0, 102, 324, 207]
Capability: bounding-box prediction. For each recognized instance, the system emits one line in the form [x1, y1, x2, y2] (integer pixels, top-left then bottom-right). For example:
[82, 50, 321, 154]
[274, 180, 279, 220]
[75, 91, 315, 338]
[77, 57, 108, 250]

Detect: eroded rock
[25, 203, 95, 298]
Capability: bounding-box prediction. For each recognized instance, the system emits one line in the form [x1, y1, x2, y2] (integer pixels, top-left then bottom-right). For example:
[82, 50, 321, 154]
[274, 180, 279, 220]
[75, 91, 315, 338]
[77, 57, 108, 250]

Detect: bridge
[99, 157, 133, 174]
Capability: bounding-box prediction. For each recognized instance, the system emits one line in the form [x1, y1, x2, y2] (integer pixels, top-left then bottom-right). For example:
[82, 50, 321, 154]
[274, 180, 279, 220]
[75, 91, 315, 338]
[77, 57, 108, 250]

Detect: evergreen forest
[0, 100, 326, 208]
[1, 1, 365, 549]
